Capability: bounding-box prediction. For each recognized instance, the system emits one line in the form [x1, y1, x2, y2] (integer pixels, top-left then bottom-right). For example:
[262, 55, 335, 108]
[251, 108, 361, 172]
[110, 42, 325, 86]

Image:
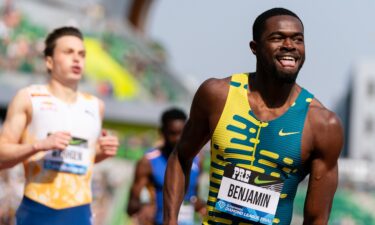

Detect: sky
[149, 0, 375, 110]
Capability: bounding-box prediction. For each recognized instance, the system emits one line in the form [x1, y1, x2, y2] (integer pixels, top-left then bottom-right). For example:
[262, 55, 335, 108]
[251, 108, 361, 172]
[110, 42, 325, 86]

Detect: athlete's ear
[45, 56, 53, 72]
[249, 41, 257, 55]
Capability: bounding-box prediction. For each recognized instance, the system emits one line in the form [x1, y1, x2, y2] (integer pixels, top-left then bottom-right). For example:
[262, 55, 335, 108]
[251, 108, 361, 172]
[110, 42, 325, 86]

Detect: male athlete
[0, 26, 119, 225]
[163, 8, 343, 225]
[127, 108, 206, 225]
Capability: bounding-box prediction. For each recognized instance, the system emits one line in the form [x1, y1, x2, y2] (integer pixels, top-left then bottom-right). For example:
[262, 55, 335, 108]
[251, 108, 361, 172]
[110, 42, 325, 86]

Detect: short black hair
[44, 26, 83, 58]
[252, 8, 303, 42]
[161, 107, 187, 127]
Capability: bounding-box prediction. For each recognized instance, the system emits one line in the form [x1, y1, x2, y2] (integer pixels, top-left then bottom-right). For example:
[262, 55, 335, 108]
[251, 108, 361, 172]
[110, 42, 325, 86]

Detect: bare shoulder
[8, 87, 32, 113]
[14, 87, 32, 101]
[138, 155, 151, 166]
[196, 77, 230, 95]
[0, 87, 32, 142]
[135, 155, 152, 174]
[308, 99, 342, 131]
[307, 99, 344, 157]
[192, 77, 231, 111]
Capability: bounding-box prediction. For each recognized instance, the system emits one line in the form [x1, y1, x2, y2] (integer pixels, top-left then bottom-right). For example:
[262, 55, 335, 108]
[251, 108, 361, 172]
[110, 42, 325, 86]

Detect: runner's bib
[215, 164, 284, 225]
[44, 136, 90, 175]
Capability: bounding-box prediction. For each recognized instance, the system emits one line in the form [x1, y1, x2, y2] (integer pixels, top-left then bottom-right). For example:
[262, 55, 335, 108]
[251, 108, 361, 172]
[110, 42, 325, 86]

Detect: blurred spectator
[84, 2, 106, 29]
[0, 3, 185, 103]
[0, 4, 21, 70]
[0, 2, 20, 44]
[127, 108, 206, 225]
[0, 4, 45, 74]
[97, 80, 114, 98]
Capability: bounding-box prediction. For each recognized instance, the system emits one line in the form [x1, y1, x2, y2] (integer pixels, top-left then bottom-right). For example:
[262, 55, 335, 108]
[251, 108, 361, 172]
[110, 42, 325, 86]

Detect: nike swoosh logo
[279, 129, 299, 136]
[254, 176, 277, 185]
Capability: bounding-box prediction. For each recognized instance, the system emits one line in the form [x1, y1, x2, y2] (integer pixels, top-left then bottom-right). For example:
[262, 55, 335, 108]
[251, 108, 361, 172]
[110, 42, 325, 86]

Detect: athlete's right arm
[0, 89, 71, 168]
[163, 79, 221, 225]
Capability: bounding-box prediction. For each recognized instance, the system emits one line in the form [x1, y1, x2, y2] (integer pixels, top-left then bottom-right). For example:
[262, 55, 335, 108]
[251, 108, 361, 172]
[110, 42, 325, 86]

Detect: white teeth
[280, 56, 295, 61]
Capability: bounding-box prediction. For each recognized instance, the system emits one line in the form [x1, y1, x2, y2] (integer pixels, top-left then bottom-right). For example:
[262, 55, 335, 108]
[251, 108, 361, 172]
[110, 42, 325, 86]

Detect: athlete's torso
[21, 85, 101, 209]
[204, 73, 313, 225]
[146, 149, 201, 225]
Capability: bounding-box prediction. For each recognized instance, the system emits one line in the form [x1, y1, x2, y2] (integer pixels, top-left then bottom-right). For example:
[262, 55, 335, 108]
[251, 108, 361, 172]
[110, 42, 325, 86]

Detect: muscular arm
[0, 89, 33, 168]
[303, 107, 344, 225]
[127, 157, 153, 215]
[163, 79, 224, 225]
[0, 89, 71, 168]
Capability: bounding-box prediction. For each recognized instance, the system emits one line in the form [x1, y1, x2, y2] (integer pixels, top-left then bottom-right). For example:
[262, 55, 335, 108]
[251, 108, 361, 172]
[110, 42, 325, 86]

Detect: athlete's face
[162, 119, 185, 150]
[46, 35, 86, 85]
[251, 15, 305, 83]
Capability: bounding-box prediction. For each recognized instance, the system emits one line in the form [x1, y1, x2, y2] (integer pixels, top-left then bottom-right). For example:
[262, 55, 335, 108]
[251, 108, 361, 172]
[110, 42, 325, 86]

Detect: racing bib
[44, 136, 91, 175]
[215, 164, 284, 225]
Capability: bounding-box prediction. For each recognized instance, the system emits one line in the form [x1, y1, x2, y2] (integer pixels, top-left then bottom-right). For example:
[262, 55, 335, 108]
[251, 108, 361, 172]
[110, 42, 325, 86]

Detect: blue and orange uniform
[204, 73, 313, 225]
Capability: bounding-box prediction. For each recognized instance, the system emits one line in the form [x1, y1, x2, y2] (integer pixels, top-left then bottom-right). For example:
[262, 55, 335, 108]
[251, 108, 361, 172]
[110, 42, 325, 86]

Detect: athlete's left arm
[95, 100, 119, 163]
[303, 107, 344, 225]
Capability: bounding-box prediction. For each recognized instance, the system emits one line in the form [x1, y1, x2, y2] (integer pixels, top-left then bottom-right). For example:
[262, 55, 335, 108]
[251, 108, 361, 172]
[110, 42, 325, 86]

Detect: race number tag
[44, 136, 91, 175]
[178, 201, 195, 225]
[215, 164, 284, 225]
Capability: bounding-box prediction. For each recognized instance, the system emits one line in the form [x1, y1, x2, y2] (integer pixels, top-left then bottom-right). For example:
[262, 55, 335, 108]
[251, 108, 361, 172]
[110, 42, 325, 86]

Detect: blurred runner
[0, 26, 119, 225]
[127, 108, 206, 225]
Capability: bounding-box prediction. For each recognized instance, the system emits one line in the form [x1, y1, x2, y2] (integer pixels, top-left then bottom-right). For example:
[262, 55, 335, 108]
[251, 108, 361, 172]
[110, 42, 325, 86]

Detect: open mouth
[71, 66, 82, 74]
[277, 56, 297, 67]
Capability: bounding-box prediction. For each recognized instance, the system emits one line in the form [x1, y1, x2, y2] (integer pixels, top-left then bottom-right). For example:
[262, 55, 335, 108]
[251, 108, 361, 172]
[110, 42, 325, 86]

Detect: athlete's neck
[249, 72, 298, 109]
[47, 79, 79, 104]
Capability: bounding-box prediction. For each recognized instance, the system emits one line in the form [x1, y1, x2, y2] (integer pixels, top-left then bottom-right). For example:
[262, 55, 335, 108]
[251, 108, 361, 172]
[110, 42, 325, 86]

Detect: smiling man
[0, 27, 119, 225]
[163, 8, 344, 225]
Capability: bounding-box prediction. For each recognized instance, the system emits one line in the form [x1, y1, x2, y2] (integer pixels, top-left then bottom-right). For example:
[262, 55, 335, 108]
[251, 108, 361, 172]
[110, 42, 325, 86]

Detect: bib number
[44, 136, 91, 175]
[215, 164, 284, 225]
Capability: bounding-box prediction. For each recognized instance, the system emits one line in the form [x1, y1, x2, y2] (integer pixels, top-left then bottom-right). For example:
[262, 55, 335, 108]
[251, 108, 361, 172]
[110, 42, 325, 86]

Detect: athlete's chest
[215, 109, 305, 171]
[211, 81, 313, 177]
[150, 155, 168, 188]
[30, 96, 100, 139]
